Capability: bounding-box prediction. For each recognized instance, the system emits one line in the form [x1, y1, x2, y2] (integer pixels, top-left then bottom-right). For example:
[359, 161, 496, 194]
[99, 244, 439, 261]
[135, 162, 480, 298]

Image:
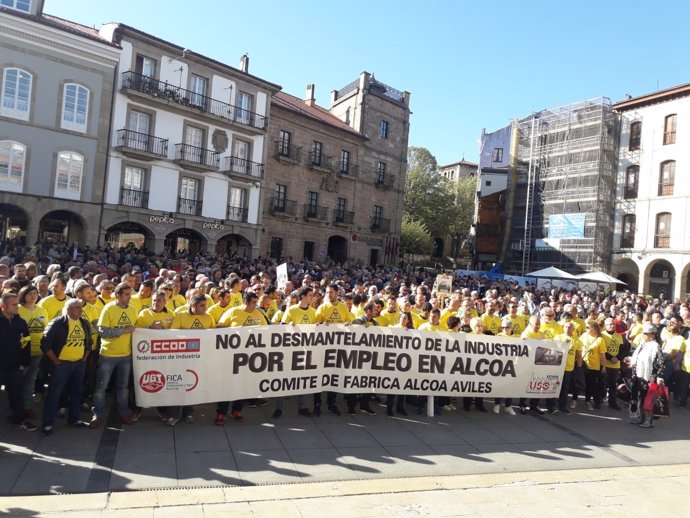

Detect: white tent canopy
[525, 267, 577, 279]
[575, 272, 627, 285]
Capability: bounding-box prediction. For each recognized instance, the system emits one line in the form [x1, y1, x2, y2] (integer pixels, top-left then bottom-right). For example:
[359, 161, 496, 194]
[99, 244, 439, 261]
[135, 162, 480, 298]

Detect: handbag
[653, 384, 670, 418]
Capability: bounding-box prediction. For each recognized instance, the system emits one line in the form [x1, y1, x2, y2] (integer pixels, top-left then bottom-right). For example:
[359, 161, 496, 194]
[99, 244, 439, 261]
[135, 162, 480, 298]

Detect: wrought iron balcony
[121, 71, 267, 131]
[338, 162, 358, 177]
[370, 217, 391, 233]
[222, 156, 264, 180]
[227, 205, 249, 222]
[173, 143, 220, 172]
[309, 151, 333, 170]
[178, 197, 202, 216]
[270, 197, 297, 216]
[624, 187, 638, 199]
[120, 187, 149, 208]
[654, 235, 670, 248]
[375, 173, 395, 189]
[333, 209, 354, 225]
[303, 204, 328, 221]
[274, 141, 301, 162]
[115, 129, 168, 160]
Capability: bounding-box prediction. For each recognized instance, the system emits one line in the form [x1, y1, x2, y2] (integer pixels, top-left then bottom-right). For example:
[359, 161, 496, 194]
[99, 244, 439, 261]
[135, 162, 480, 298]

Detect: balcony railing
[178, 197, 202, 216]
[120, 187, 149, 208]
[115, 129, 168, 159]
[222, 156, 264, 179]
[271, 197, 297, 215]
[303, 204, 328, 220]
[338, 162, 358, 177]
[370, 217, 391, 232]
[654, 235, 670, 248]
[624, 187, 638, 199]
[274, 141, 301, 161]
[309, 151, 333, 170]
[174, 143, 220, 170]
[375, 173, 395, 189]
[333, 209, 354, 225]
[121, 71, 267, 130]
[227, 205, 248, 222]
[658, 183, 674, 196]
[620, 236, 635, 248]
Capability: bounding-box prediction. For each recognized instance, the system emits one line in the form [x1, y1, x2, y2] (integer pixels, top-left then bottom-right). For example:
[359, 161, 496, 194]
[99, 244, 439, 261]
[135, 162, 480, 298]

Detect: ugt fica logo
[139, 370, 165, 393]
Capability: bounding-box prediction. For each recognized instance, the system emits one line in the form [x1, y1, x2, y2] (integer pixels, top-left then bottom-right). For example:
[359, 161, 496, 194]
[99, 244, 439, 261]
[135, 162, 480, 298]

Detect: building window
[278, 130, 291, 156]
[227, 187, 247, 222]
[336, 197, 347, 218]
[306, 191, 318, 217]
[485, 180, 492, 186]
[231, 139, 251, 173]
[189, 75, 207, 108]
[270, 237, 283, 260]
[658, 160, 675, 196]
[236, 91, 253, 125]
[654, 212, 671, 248]
[61, 84, 89, 133]
[311, 141, 323, 166]
[135, 55, 155, 78]
[380, 120, 389, 139]
[274, 183, 287, 210]
[0, 0, 31, 12]
[0, 140, 26, 192]
[373, 205, 383, 226]
[621, 214, 635, 248]
[1, 68, 32, 121]
[663, 114, 677, 145]
[122, 166, 146, 207]
[303, 241, 315, 261]
[178, 177, 200, 215]
[376, 161, 386, 183]
[55, 151, 83, 199]
[340, 150, 350, 173]
[492, 148, 503, 162]
[624, 165, 639, 199]
[629, 121, 641, 151]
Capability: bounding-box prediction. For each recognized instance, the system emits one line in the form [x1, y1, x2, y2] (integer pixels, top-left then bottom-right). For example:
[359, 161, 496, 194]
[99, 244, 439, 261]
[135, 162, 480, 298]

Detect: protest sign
[276, 263, 288, 290]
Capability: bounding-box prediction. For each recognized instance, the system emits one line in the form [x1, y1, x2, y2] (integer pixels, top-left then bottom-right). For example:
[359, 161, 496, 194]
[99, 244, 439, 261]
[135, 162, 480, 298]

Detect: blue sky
[48, 0, 690, 166]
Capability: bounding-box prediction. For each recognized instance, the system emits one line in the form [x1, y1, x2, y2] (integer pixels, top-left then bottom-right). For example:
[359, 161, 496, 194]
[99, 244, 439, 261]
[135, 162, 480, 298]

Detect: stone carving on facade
[321, 171, 339, 193]
[212, 129, 228, 153]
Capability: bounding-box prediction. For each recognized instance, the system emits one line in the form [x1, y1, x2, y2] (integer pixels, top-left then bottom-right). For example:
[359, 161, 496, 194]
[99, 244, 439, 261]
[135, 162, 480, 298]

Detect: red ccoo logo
[139, 370, 165, 393]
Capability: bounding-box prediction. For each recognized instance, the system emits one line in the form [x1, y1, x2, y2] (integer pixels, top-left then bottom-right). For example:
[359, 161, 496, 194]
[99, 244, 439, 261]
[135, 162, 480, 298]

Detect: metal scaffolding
[505, 97, 620, 275]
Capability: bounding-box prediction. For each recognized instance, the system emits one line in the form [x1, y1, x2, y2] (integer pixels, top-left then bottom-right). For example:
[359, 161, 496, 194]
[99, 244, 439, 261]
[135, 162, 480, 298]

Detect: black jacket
[41, 315, 93, 359]
[0, 314, 30, 372]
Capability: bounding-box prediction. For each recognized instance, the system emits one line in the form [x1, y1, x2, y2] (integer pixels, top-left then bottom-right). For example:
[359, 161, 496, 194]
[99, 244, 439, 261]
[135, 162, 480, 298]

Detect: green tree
[447, 175, 477, 256]
[400, 215, 434, 255]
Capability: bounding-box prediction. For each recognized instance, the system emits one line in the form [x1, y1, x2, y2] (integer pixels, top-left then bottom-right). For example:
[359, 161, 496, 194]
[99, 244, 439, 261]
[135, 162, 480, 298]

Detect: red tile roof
[42, 13, 117, 46]
[273, 91, 362, 137]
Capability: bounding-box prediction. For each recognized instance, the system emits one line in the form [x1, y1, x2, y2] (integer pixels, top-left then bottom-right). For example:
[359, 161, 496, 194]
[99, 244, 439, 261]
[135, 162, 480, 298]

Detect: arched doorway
[39, 210, 84, 246]
[327, 235, 348, 264]
[681, 263, 690, 302]
[215, 233, 253, 258]
[433, 237, 444, 258]
[612, 258, 639, 293]
[105, 222, 154, 250]
[0, 204, 28, 245]
[648, 260, 675, 299]
[165, 229, 205, 255]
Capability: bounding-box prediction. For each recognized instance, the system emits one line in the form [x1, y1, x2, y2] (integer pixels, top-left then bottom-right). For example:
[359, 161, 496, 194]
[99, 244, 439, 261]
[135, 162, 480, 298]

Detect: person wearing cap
[629, 323, 665, 427]
[40, 298, 93, 434]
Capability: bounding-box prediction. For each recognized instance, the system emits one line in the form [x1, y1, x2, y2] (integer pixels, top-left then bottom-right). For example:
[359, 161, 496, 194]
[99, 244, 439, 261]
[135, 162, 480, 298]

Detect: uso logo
[139, 370, 165, 393]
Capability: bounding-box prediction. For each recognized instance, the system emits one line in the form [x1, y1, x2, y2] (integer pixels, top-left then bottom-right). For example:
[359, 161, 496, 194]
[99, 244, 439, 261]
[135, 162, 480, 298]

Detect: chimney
[305, 84, 315, 107]
[240, 53, 249, 73]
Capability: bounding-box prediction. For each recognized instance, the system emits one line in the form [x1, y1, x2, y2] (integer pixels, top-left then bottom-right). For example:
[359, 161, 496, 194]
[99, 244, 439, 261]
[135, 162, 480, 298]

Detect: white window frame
[1, 67, 32, 121]
[0, 0, 31, 13]
[61, 83, 90, 133]
[0, 140, 26, 192]
[55, 151, 83, 200]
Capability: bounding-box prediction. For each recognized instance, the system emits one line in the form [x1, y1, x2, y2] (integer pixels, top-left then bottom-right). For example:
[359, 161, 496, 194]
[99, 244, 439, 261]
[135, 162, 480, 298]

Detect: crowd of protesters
[0, 239, 686, 434]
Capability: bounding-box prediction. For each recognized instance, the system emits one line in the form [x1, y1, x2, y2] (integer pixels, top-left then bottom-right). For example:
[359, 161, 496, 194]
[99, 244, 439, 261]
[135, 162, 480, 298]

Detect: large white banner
[132, 325, 568, 407]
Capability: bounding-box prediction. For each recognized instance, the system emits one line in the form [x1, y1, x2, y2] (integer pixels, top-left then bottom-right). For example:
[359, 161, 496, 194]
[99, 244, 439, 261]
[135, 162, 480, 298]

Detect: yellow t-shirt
[266, 301, 278, 321]
[271, 309, 284, 324]
[521, 328, 545, 340]
[38, 294, 71, 319]
[418, 321, 447, 332]
[573, 318, 587, 338]
[555, 333, 582, 372]
[82, 302, 101, 346]
[281, 305, 317, 325]
[482, 313, 502, 335]
[581, 334, 607, 370]
[94, 294, 115, 314]
[602, 331, 624, 368]
[379, 309, 400, 327]
[166, 293, 186, 313]
[458, 307, 479, 319]
[219, 307, 268, 327]
[374, 315, 389, 327]
[171, 311, 216, 329]
[663, 334, 687, 371]
[207, 303, 231, 323]
[59, 318, 87, 361]
[508, 315, 526, 335]
[130, 294, 152, 314]
[316, 302, 354, 324]
[228, 292, 243, 309]
[98, 302, 138, 357]
[135, 308, 173, 329]
[19, 305, 49, 356]
[411, 313, 428, 329]
[440, 307, 459, 329]
[540, 320, 564, 340]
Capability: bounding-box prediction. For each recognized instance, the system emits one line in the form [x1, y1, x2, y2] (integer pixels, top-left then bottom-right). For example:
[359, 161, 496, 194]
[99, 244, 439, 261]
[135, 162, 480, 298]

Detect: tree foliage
[404, 147, 476, 256]
[400, 215, 434, 256]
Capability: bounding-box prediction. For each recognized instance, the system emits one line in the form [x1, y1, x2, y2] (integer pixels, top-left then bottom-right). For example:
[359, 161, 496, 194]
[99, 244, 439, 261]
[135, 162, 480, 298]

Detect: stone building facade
[0, 0, 119, 248]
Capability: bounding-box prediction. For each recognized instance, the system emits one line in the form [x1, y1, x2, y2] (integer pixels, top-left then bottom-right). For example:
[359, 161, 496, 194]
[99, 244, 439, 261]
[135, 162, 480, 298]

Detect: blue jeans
[93, 356, 131, 419]
[22, 355, 42, 410]
[42, 360, 85, 427]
